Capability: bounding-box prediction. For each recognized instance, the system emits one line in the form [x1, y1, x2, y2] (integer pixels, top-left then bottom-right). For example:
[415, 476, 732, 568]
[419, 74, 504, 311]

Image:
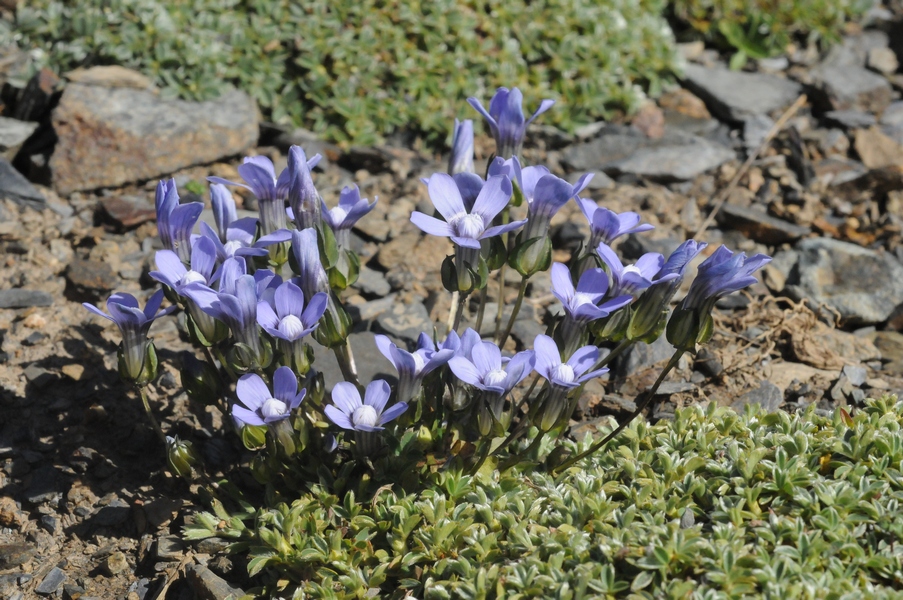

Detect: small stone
[868, 47, 898, 75]
[731, 380, 783, 413]
[824, 110, 877, 129]
[654, 381, 696, 395]
[694, 347, 723, 378]
[658, 88, 711, 119]
[854, 127, 903, 169]
[0, 157, 44, 209]
[375, 301, 432, 344]
[23, 465, 63, 504]
[155, 536, 184, 561]
[142, 497, 182, 529]
[195, 537, 232, 555]
[865, 378, 889, 389]
[35, 567, 66, 596]
[63, 583, 86, 600]
[61, 364, 85, 381]
[0, 117, 39, 160]
[39, 514, 59, 534]
[613, 335, 674, 379]
[810, 63, 892, 113]
[65, 65, 155, 90]
[346, 294, 396, 322]
[743, 114, 774, 151]
[102, 551, 129, 576]
[680, 508, 695, 529]
[717, 204, 809, 244]
[66, 259, 118, 294]
[186, 564, 245, 600]
[0, 543, 34, 569]
[100, 196, 157, 229]
[22, 331, 47, 346]
[22, 312, 47, 328]
[841, 364, 868, 387]
[681, 63, 803, 122]
[94, 498, 130, 526]
[0, 289, 53, 309]
[354, 267, 391, 296]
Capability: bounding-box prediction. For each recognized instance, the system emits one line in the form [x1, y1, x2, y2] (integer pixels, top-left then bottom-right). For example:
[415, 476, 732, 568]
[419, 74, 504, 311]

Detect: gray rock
[186, 564, 245, 600]
[655, 381, 696, 395]
[809, 63, 892, 113]
[743, 114, 774, 151]
[311, 331, 397, 392]
[682, 63, 803, 122]
[94, 498, 130, 526]
[23, 465, 63, 504]
[824, 110, 877, 129]
[613, 334, 674, 379]
[868, 47, 898, 75]
[50, 83, 258, 195]
[880, 101, 903, 126]
[784, 237, 903, 325]
[375, 301, 432, 343]
[0, 543, 34, 570]
[346, 294, 396, 322]
[35, 567, 66, 596]
[0, 289, 53, 308]
[23, 364, 55, 388]
[562, 128, 734, 182]
[0, 157, 44, 208]
[0, 117, 38, 160]
[842, 364, 868, 387]
[354, 267, 391, 296]
[732, 380, 783, 413]
[156, 536, 184, 561]
[717, 203, 809, 244]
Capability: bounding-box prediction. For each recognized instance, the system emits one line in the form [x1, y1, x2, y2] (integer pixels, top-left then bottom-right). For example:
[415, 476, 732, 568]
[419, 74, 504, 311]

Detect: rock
[0, 157, 44, 208]
[868, 47, 899, 75]
[66, 259, 118, 295]
[311, 331, 398, 392]
[374, 301, 432, 344]
[61, 364, 85, 381]
[0, 117, 38, 160]
[658, 88, 711, 119]
[64, 66, 155, 90]
[186, 564, 245, 600]
[694, 347, 723, 378]
[35, 567, 66, 596]
[717, 204, 809, 244]
[765, 362, 839, 395]
[824, 110, 877, 129]
[562, 127, 734, 182]
[809, 63, 892, 113]
[13, 68, 59, 122]
[655, 381, 696, 395]
[0, 543, 34, 570]
[0, 289, 53, 308]
[354, 267, 391, 297]
[612, 335, 674, 379]
[156, 536, 184, 561]
[842, 364, 868, 387]
[784, 237, 903, 325]
[743, 114, 774, 151]
[854, 127, 903, 169]
[731, 380, 783, 413]
[346, 294, 396, 322]
[100, 196, 157, 229]
[23, 364, 55, 388]
[94, 498, 130, 526]
[681, 63, 803, 122]
[50, 84, 258, 195]
[881, 101, 903, 126]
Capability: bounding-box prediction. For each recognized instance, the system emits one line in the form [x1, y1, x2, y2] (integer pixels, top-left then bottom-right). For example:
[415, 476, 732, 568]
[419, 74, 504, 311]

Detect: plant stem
[499, 429, 546, 472]
[137, 385, 168, 446]
[452, 291, 469, 332]
[334, 342, 361, 389]
[552, 348, 686, 474]
[591, 338, 634, 372]
[469, 439, 493, 476]
[446, 291, 459, 332]
[497, 276, 528, 347]
[493, 208, 512, 339]
[474, 286, 488, 334]
[212, 347, 238, 383]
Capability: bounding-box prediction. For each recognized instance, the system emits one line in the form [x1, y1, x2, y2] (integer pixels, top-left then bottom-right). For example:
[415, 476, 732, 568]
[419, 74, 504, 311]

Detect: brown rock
[854, 127, 903, 169]
[65, 66, 155, 90]
[50, 84, 258, 195]
[631, 102, 665, 139]
[659, 88, 711, 119]
[100, 195, 157, 229]
[66, 259, 118, 293]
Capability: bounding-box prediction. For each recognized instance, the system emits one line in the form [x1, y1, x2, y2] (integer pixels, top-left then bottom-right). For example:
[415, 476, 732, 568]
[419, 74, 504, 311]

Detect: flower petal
[448, 357, 482, 387]
[426, 173, 467, 221]
[331, 381, 362, 415]
[275, 281, 305, 319]
[410, 212, 454, 237]
[378, 401, 408, 426]
[364, 379, 392, 414]
[273, 366, 298, 402]
[532, 334, 562, 380]
[472, 175, 512, 223]
[236, 373, 271, 410]
[324, 405, 354, 429]
[232, 405, 265, 427]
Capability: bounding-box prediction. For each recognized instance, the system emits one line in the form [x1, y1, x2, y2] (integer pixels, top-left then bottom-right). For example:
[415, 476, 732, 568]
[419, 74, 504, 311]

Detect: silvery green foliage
[186, 397, 903, 598]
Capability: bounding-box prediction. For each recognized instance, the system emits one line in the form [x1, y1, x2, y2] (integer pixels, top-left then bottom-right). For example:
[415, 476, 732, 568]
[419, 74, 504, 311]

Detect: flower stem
[201, 345, 230, 417]
[334, 342, 362, 389]
[137, 385, 168, 446]
[497, 276, 528, 347]
[212, 347, 238, 383]
[552, 348, 685, 474]
[452, 291, 469, 332]
[591, 338, 634, 372]
[474, 286, 488, 334]
[446, 291, 460, 332]
[493, 208, 512, 339]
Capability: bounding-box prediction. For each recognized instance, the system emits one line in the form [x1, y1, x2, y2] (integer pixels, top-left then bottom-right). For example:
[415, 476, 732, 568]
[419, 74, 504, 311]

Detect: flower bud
[119, 341, 158, 385]
[166, 436, 202, 480]
[509, 234, 552, 278]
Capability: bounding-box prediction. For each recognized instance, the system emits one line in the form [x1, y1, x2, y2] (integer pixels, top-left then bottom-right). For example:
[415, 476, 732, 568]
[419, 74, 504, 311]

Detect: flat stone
[93, 498, 130, 526]
[0, 289, 53, 308]
[35, 566, 66, 596]
[50, 84, 258, 195]
[784, 237, 903, 325]
[881, 101, 903, 126]
[354, 267, 391, 296]
[765, 362, 839, 395]
[810, 63, 892, 113]
[731, 380, 783, 413]
[101, 551, 129, 576]
[23, 364, 55, 388]
[854, 127, 903, 169]
[743, 114, 774, 151]
[0, 543, 34, 570]
[311, 331, 398, 392]
[0, 117, 38, 160]
[717, 203, 809, 244]
[155, 535, 184, 561]
[654, 381, 696, 395]
[682, 63, 803, 122]
[187, 564, 245, 600]
[100, 195, 157, 229]
[375, 301, 432, 344]
[824, 110, 877, 129]
[0, 157, 44, 208]
[613, 334, 674, 379]
[868, 47, 899, 75]
[65, 65, 155, 90]
[66, 259, 118, 294]
[562, 127, 734, 182]
[842, 364, 868, 387]
[346, 294, 396, 322]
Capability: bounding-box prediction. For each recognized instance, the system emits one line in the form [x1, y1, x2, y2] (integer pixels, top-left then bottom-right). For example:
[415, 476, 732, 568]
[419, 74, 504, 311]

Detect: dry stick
[446, 291, 460, 332]
[693, 94, 808, 242]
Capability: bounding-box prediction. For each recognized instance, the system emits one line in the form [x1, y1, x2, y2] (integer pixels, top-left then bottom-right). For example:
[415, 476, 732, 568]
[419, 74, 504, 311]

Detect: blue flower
[257, 281, 327, 343]
[683, 246, 771, 311]
[468, 87, 554, 159]
[321, 185, 377, 249]
[325, 380, 407, 432]
[375, 333, 455, 403]
[155, 179, 203, 264]
[288, 146, 322, 231]
[533, 334, 608, 430]
[209, 183, 238, 244]
[550, 262, 632, 324]
[596, 243, 663, 297]
[233, 366, 305, 426]
[83, 290, 175, 380]
[448, 342, 534, 396]
[449, 119, 475, 175]
[577, 200, 654, 247]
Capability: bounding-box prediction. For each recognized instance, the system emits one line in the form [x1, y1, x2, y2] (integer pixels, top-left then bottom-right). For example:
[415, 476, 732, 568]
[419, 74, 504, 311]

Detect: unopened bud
[166, 436, 202, 480]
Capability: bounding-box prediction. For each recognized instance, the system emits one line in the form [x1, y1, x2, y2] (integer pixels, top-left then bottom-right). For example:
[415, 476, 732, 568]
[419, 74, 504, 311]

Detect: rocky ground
[4, 9, 903, 599]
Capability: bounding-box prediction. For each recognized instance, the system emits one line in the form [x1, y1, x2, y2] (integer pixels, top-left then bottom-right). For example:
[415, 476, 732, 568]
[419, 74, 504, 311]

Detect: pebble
[731, 380, 783, 413]
[824, 109, 877, 129]
[0, 543, 34, 569]
[61, 364, 85, 381]
[22, 465, 63, 504]
[93, 498, 130, 527]
[717, 203, 809, 244]
[375, 300, 432, 344]
[22, 313, 48, 328]
[354, 266, 391, 296]
[155, 535, 184, 561]
[681, 63, 803, 122]
[35, 566, 66, 595]
[66, 259, 118, 295]
[186, 564, 245, 600]
[841, 364, 868, 387]
[0, 117, 38, 160]
[100, 196, 157, 229]
[868, 47, 899, 75]
[0, 157, 45, 209]
[810, 63, 892, 113]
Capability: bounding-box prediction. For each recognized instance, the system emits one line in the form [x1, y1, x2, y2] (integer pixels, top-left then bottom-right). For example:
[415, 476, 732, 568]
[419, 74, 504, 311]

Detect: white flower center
[622, 265, 642, 278]
[329, 206, 349, 227]
[452, 213, 485, 239]
[572, 291, 596, 307]
[484, 368, 508, 388]
[278, 314, 306, 339]
[260, 398, 288, 419]
[552, 363, 576, 384]
[180, 270, 206, 286]
[412, 352, 428, 374]
[224, 240, 244, 256]
[352, 405, 378, 428]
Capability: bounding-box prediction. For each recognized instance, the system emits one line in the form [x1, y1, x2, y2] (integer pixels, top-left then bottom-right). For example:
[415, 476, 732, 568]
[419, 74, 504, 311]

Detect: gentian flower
[288, 145, 322, 231]
[533, 334, 608, 430]
[448, 119, 475, 175]
[210, 183, 238, 244]
[410, 173, 524, 250]
[577, 201, 654, 247]
[628, 240, 707, 341]
[150, 235, 218, 295]
[320, 185, 377, 250]
[551, 263, 633, 324]
[325, 380, 407, 432]
[199, 220, 290, 262]
[521, 171, 593, 241]
[668, 246, 771, 349]
[468, 87, 554, 159]
[291, 228, 350, 347]
[375, 333, 455, 403]
[83, 290, 175, 381]
[257, 281, 328, 373]
[596, 243, 663, 297]
[155, 179, 203, 264]
[232, 366, 305, 426]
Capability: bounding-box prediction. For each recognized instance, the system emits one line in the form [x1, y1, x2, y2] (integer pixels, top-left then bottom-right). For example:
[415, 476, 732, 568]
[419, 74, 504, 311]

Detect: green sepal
[486, 235, 508, 271]
[596, 306, 631, 342]
[441, 255, 458, 293]
[121, 341, 158, 386]
[319, 224, 339, 269]
[313, 301, 352, 349]
[510, 180, 524, 208]
[185, 311, 228, 347]
[628, 308, 669, 344]
[241, 424, 267, 450]
[509, 234, 551, 278]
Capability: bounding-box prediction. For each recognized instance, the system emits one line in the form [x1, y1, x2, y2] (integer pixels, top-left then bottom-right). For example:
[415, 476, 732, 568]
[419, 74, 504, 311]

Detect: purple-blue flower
[551, 262, 632, 324]
[288, 146, 322, 231]
[150, 235, 218, 295]
[155, 179, 203, 264]
[257, 281, 327, 342]
[199, 219, 290, 262]
[596, 243, 663, 297]
[291, 228, 330, 300]
[83, 290, 176, 380]
[521, 171, 593, 241]
[468, 87, 555, 159]
[577, 201, 654, 247]
[533, 334, 607, 430]
[448, 342, 534, 396]
[683, 246, 771, 311]
[375, 333, 455, 403]
[449, 119, 475, 175]
[210, 183, 238, 244]
[321, 185, 377, 249]
[232, 366, 305, 426]
[325, 380, 407, 432]
[410, 173, 524, 250]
